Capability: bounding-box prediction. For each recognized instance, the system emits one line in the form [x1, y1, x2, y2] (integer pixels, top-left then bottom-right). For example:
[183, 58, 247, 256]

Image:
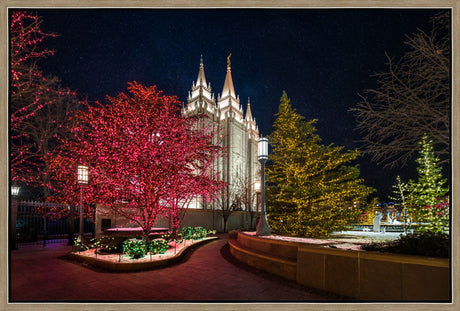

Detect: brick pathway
[9, 234, 339, 302]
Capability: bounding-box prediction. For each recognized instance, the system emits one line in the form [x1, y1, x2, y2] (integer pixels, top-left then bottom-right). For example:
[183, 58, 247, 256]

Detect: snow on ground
[243, 230, 403, 251]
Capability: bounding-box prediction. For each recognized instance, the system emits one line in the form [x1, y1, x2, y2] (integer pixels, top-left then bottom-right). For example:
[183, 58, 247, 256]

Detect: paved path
[10, 235, 339, 302]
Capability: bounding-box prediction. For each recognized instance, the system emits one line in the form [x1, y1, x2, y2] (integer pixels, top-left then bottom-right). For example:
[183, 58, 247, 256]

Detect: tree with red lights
[10, 11, 57, 183]
[52, 82, 224, 240]
[10, 11, 79, 193]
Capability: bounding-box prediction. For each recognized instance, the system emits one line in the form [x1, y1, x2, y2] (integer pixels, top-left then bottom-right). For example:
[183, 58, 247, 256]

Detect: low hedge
[361, 232, 450, 258]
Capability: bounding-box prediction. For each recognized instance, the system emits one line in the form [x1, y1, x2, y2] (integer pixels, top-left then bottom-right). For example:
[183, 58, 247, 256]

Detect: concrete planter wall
[229, 232, 450, 301]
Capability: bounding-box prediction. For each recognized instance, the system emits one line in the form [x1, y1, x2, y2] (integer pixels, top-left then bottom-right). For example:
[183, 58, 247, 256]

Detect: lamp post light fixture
[254, 180, 261, 214]
[256, 137, 271, 236]
[254, 181, 261, 193]
[11, 185, 20, 250]
[77, 165, 89, 241]
[11, 186, 20, 196]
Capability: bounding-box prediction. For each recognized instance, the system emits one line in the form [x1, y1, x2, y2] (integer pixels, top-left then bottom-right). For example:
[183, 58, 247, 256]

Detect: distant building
[182, 56, 260, 212]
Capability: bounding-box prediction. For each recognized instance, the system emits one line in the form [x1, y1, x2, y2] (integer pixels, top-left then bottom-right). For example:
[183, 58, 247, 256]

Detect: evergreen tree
[409, 135, 449, 233]
[266, 92, 374, 237]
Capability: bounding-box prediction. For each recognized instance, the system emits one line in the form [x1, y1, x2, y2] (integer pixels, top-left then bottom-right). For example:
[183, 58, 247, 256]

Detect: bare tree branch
[351, 12, 450, 168]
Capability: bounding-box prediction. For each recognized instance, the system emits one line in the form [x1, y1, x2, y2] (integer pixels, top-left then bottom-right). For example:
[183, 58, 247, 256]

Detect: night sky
[23, 8, 448, 199]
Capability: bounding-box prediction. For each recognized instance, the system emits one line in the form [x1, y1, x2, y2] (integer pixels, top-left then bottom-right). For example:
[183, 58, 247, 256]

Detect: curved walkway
[10, 234, 338, 302]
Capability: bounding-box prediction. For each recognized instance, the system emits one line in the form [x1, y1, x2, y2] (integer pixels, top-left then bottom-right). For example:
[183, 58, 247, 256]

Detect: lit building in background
[182, 56, 260, 212]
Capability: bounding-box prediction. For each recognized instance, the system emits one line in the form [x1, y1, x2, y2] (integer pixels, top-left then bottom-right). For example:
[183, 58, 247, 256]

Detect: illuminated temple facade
[182, 56, 260, 211]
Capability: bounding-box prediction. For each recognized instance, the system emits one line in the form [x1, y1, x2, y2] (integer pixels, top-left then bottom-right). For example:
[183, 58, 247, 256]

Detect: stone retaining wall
[229, 232, 450, 301]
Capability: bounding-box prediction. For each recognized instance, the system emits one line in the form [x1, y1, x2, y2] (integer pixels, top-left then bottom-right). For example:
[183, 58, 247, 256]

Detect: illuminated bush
[123, 239, 147, 259]
[149, 239, 169, 254]
[179, 226, 208, 240]
[193, 227, 207, 239]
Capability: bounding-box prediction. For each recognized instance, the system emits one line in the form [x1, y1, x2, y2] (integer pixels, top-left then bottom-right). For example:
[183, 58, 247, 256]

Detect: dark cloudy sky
[19, 8, 449, 198]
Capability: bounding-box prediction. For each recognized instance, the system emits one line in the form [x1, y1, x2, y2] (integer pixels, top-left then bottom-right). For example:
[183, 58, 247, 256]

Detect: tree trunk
[223, 218, 228, 233]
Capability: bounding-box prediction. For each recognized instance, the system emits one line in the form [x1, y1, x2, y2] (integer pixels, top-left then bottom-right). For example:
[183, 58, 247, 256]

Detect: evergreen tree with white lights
[409, 135, 449, 233]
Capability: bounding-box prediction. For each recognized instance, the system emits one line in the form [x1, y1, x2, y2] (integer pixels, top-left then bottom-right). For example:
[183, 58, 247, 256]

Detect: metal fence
[15, 200, 94, 247]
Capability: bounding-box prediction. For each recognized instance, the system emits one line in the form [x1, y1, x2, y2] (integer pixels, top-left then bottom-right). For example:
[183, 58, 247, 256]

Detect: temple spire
[221, 54, 236, 98]
[196, 54, 207, 86]
[246, 97, 253, 121]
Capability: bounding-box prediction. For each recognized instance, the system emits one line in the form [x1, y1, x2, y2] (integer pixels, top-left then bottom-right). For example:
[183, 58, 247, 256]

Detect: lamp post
[77, 165, 88, 241]
[254, 181, 261, 213]
[253, 181, 261, 230]
[256, 137, 271, 236]
[11, 185, 20, 250]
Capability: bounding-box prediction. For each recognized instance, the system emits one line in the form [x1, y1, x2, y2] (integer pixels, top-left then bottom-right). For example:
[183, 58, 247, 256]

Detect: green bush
[361, 232, 450, 258]
[149, 239, 170, 254]
[179, 226, 208, 240]
[192, 226, 207, 239]
[179, 227, 194, 240]
[123, 238, 147, 259]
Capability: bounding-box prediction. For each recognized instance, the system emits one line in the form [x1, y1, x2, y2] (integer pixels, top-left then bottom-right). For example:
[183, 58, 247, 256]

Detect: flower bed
[68, 237, 218, 272]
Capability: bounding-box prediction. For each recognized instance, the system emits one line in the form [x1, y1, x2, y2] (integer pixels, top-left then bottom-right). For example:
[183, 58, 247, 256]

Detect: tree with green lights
[409, 135, 449, 233]
[266, 92, 375, 237]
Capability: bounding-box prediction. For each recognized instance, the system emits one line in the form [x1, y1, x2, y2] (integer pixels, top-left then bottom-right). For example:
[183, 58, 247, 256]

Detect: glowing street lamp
[77, 165, 88, 241]
[11, 185, 20, 250]
[11, 186, 20, 196]
[254, 181, 261, 193]
[256, 137, 271, 236]
[254, 180, 261, 215]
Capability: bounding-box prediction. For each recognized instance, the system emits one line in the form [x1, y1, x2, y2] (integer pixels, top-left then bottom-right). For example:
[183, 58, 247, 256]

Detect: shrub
[73, 237, 90, 251]
[123, 238, 147, 259]
[179, 226, 208, 240]
[149, 239, 170, 255]
[192, 226, 207, 239]
[361, 232, 450, 258]
[92, 236, 125, 254]
[179, 226, 194, 240]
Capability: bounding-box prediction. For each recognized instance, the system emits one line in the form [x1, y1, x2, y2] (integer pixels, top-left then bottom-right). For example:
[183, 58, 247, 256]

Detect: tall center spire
[196, 54, 207, 86]
[221, 53, 236, 98]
